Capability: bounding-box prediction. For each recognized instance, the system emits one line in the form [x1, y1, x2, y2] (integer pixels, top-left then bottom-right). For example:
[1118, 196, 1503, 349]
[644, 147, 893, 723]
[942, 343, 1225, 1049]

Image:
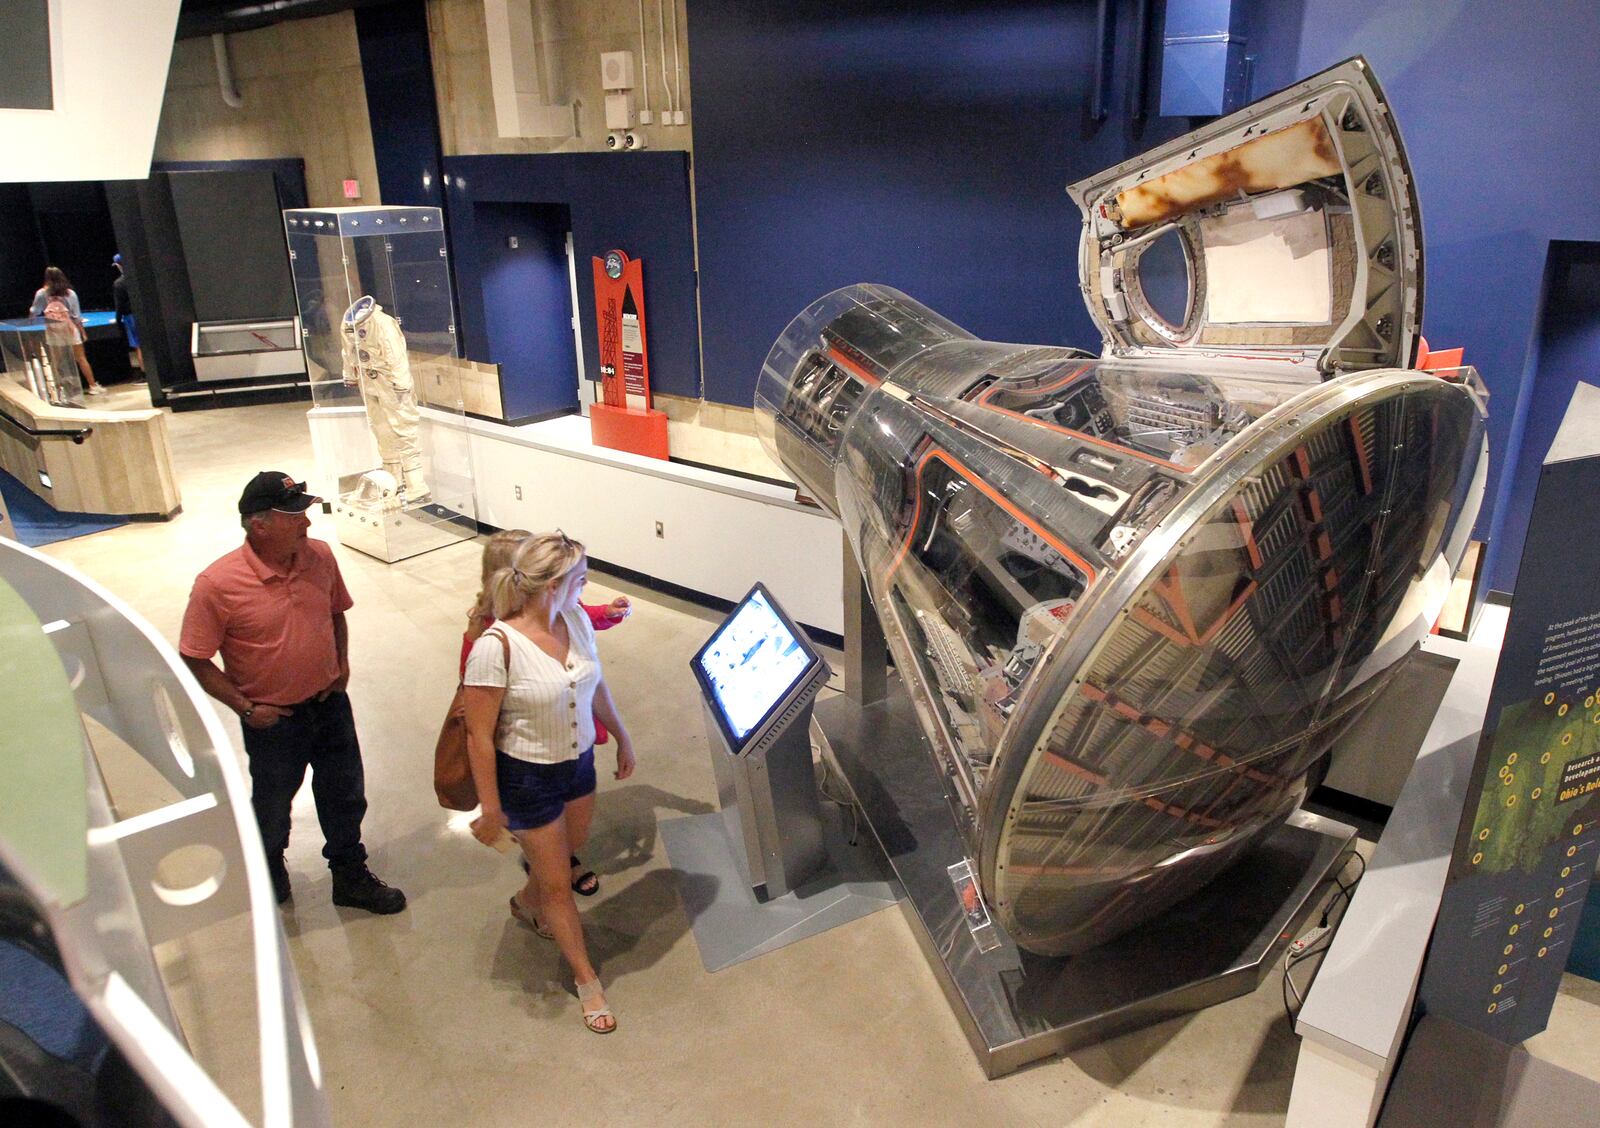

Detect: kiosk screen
[693, 585, 821, 753]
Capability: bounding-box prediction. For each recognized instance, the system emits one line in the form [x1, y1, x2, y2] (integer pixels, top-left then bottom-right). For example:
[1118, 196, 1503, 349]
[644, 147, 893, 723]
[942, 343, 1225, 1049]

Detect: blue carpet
[0, 467, 128, 547]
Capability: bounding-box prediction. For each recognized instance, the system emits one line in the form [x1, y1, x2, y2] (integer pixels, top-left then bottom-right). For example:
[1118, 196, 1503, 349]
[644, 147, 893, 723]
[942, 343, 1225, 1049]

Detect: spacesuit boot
[396, 459, 431, 507]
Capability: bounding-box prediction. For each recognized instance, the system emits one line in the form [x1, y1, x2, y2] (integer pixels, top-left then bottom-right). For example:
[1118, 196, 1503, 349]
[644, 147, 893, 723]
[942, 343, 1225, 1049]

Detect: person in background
[180, 471, 407, 915]
[29, 266, 102, 395]
[112, 254, 143, 372]
[463, 528, 630, 896]
[464, 532, 635, 1034]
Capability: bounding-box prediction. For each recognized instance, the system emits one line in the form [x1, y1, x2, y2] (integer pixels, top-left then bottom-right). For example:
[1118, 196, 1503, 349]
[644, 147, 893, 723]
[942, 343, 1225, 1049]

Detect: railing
[0, 402, 93, 444]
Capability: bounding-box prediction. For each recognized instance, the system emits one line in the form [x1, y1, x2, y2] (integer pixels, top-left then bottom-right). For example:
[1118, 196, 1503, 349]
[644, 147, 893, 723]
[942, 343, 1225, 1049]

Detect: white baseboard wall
[448, 411, 845, 635]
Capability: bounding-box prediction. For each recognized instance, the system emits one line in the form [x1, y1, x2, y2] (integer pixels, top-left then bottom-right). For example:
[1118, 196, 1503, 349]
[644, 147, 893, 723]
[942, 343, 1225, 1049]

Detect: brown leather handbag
[433, 629, 509, 811]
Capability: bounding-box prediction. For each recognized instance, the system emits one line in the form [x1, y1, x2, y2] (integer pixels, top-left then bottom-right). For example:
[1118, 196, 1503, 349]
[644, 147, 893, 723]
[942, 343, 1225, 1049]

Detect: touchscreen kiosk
[691, 583, 830, 899]
[693, 584, 824, 757]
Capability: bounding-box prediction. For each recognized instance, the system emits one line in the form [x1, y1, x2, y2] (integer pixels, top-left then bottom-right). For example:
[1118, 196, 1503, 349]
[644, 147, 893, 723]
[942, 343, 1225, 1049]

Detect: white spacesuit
[340, 297, 428, 503]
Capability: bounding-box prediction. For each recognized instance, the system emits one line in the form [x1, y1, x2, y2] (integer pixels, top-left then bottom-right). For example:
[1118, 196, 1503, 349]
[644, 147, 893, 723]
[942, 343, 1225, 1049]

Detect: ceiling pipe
[1090, 0, 1116, 123]
[177, 0, 394, 40]
[1130, 0, 1154, 121]
[212, 33, 245, 109]
[636, 0, 652, 122]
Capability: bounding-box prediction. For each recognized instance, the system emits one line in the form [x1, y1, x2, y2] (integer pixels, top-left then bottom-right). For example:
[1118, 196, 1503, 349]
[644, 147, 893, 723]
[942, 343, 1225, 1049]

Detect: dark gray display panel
[0, 0, 52, 110]
[169, 171, 296, 323]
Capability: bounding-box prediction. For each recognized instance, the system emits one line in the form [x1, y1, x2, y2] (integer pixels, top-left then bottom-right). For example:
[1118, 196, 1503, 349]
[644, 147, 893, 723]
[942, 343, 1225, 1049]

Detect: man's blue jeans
[241, 690, 368, 869]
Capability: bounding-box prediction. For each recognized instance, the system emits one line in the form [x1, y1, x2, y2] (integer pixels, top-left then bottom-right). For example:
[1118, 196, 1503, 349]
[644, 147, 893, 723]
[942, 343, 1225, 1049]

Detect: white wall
[1, 0, 183, 182]
[309, 406, 843, 631]
[461, 415, 843, 634]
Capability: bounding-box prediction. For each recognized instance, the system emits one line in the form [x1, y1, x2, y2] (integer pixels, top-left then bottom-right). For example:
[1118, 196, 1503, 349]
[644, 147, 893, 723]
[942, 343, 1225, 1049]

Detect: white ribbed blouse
[464, 607, 599, 764]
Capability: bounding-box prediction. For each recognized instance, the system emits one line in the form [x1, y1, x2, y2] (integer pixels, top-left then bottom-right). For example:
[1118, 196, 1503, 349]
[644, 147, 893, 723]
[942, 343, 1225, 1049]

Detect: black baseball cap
[239, 471, 321, 515]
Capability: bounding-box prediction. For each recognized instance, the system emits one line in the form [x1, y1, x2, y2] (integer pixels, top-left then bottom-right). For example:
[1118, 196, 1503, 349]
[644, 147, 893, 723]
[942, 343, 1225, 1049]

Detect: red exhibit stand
[589, 401, 670, 460]
[591, 248, 670, 460]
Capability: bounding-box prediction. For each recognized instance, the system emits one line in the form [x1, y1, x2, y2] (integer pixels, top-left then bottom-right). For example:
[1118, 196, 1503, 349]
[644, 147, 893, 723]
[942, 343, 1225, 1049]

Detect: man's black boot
[267, 855, 291, 905]
[330, 863, 406, 915]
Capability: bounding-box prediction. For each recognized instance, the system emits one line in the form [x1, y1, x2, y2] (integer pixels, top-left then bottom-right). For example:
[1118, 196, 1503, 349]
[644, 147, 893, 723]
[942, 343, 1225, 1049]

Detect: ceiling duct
[176, 0, 395, 40]
[483, 0, 575, 139]
[1, 0, 184, 182]
[1160, 0, 1251, 117]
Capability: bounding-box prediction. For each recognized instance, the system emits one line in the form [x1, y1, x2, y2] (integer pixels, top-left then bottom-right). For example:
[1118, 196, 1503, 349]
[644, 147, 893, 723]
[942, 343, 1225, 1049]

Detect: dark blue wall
[471, 202, 581, 421]
[442, 152, 700, 405]
[690, 0, 1600, 591]
[355, 1, 445, 209]
[25, 182, 118, 309]
[1277, 0, 1600, 589]
[1494, 244, 1600, 591]
[690, 0, 1196, 406]
[0, 183, 45, 313]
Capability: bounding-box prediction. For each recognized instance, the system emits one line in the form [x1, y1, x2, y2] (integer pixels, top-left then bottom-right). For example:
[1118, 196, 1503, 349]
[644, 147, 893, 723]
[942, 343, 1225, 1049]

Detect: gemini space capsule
[755, 59, 1488, 956]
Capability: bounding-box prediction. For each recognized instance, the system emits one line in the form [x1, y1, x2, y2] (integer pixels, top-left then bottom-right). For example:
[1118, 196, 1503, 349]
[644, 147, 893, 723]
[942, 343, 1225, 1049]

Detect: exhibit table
[2, 310, 133, 387]
[4, 310, 119, 337]
[0, 378, 180, 518]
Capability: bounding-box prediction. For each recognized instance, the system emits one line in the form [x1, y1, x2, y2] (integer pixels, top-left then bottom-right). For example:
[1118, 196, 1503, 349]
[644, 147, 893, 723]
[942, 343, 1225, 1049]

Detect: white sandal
[576, 977, 616, 1034]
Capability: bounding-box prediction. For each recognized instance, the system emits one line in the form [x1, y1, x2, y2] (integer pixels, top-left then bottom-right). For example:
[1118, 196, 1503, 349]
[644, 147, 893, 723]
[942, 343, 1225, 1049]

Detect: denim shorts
[495, 748, 596, 831]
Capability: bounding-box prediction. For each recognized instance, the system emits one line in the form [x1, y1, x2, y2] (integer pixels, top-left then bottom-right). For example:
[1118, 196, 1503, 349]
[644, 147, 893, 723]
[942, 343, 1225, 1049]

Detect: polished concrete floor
[43, 390, 1320, 1127]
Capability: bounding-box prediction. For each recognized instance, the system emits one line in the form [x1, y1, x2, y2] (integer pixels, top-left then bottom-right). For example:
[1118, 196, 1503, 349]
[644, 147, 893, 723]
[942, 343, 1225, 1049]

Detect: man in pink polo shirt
[180, 471, 405, 914]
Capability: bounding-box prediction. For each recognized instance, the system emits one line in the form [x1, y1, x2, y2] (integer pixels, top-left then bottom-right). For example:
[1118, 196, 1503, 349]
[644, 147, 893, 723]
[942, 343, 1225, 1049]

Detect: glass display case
[0, 316, 86, 407]
[283, 205, 475, 563]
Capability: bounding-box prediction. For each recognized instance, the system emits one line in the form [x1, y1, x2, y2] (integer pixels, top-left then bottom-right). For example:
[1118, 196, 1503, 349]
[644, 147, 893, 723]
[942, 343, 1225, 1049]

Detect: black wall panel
[167, 170, 297, 323]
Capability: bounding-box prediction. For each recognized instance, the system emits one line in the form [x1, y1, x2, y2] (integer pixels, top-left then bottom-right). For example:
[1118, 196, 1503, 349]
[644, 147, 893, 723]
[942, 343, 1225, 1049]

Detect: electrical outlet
[1288, 925, 1329, 956]
[514, 485, 522, 500]
[655, 521, 664, 538]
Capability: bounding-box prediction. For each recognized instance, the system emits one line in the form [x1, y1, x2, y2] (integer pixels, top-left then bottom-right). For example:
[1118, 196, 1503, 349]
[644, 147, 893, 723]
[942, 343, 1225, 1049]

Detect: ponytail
[487, 565, 526, 622]
[488, 531, 585, 620]
[469, 528, 531, 626]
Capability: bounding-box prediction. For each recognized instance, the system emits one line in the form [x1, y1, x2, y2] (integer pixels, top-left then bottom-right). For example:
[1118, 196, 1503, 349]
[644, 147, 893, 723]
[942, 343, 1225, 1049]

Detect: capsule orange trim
[887, 448, 1099, 585]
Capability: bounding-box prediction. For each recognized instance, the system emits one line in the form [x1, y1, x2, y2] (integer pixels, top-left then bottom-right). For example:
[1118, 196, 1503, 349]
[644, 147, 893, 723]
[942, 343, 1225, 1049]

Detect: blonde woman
[464, 532, 635, 1033]
[462, 529, 630, 896]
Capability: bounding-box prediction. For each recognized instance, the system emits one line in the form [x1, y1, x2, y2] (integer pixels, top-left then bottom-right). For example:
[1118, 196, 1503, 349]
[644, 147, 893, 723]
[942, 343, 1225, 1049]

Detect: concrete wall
[153, 13, 380, 208]
[428, 0, 692, 157]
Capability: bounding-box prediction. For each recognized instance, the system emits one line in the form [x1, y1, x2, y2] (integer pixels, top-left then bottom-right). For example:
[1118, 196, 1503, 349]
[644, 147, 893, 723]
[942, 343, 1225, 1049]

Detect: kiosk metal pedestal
[705, 696, 826, 901]
[663, 582, 901, 972]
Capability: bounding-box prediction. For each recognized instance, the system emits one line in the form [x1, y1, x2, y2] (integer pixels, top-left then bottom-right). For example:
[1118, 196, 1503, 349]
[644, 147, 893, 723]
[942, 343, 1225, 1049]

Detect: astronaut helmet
[355, 469, 399, 505]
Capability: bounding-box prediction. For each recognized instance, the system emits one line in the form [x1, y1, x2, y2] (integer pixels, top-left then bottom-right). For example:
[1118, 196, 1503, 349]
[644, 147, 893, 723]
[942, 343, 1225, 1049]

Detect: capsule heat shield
[757, 285, 1486, 956]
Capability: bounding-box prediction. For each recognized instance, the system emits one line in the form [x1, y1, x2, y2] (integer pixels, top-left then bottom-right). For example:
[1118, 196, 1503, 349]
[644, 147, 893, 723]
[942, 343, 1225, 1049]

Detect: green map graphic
[1468, 695, 1600, 875]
